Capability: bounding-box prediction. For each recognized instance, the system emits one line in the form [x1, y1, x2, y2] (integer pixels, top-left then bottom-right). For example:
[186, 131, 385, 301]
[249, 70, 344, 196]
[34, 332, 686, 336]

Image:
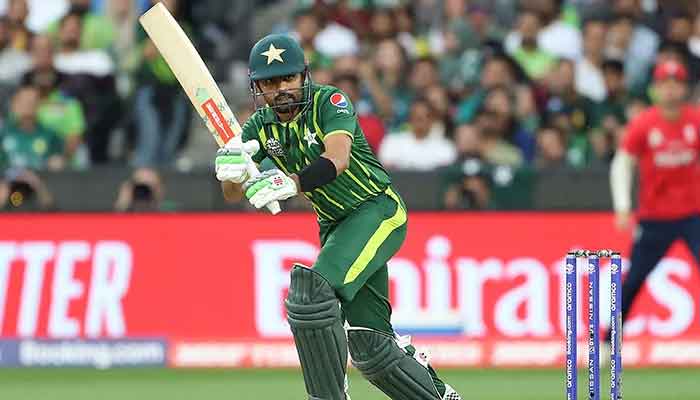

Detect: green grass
[0, 368, 698, 399]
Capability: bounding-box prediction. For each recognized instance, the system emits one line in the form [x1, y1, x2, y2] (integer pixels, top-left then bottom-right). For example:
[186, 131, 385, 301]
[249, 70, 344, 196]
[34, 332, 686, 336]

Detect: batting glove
[215, 139, 259, 184]
[243, 169, 298, 209]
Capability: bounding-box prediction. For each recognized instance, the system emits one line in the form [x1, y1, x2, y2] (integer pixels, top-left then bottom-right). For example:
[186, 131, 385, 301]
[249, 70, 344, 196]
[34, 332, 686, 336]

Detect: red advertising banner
[1, 212, 699, 367]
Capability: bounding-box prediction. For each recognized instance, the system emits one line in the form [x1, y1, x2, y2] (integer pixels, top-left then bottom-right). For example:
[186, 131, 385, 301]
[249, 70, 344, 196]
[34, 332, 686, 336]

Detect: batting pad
[285, 264, 349, 400]
[348, 329, 441, 400]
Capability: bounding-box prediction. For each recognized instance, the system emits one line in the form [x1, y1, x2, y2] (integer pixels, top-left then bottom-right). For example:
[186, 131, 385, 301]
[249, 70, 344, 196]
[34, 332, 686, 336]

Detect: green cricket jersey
[242, 83, 391, 223]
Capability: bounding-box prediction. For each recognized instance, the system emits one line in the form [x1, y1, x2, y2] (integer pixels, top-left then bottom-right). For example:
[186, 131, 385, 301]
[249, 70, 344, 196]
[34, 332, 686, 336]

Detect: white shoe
[443, 384, 462, 400]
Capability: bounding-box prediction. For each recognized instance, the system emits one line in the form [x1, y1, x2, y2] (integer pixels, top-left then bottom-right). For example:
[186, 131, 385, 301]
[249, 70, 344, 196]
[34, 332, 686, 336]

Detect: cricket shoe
[442, 384, 462, 400]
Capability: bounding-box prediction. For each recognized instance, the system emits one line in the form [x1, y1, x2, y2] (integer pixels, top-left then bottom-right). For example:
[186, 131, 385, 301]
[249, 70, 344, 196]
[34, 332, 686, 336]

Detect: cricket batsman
[214, 34, 462, 400]
[609, 59, 700, 339]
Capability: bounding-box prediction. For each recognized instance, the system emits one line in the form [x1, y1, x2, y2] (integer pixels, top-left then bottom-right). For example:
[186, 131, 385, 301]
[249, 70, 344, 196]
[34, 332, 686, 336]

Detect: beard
[273, 91, 301, 114]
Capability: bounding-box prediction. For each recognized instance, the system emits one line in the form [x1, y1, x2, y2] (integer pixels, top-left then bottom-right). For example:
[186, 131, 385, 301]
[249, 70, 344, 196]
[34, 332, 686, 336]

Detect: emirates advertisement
[1, 213, 699, 368]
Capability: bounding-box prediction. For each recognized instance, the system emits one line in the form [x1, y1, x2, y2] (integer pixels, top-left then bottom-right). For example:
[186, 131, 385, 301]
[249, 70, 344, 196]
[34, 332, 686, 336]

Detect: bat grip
[247, 163, 281, 215]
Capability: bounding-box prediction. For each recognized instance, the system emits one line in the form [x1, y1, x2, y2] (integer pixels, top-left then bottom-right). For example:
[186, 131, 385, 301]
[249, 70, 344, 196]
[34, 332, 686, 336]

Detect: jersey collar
[261, 104, 306, 126]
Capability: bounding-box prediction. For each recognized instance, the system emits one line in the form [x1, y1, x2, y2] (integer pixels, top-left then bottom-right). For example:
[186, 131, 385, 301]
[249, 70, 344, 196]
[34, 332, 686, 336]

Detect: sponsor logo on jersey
[330, 93, 348, 108]
[648, 128, 663, 148]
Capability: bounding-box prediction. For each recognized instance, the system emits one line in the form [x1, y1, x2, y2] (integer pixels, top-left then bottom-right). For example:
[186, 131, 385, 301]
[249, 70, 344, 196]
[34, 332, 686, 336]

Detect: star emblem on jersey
[261, 44, 286, 65]
[265, 138, 286, 159]
[304, 129, 318, 146]
[330, 93, 348, 108]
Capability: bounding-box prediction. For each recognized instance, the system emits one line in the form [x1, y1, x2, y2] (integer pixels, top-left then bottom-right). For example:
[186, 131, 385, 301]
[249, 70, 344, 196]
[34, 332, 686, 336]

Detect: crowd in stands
[0, 0, 697, 210]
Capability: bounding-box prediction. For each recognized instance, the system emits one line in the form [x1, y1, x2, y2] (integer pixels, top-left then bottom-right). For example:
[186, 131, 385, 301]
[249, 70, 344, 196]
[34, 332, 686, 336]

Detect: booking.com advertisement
[1, 213, 699, 368]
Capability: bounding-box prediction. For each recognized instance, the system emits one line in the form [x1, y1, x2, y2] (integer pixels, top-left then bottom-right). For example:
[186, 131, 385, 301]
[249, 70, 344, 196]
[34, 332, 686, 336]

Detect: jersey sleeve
[240, 114, 267, 164]
[621, 113, 646, 157]
[317, 89, 357, 141]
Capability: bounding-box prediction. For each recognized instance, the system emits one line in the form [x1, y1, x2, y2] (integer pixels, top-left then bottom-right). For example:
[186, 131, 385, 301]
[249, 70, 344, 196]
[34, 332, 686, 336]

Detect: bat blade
[139, 2, 238, 147]
[139, 2, 281, 214]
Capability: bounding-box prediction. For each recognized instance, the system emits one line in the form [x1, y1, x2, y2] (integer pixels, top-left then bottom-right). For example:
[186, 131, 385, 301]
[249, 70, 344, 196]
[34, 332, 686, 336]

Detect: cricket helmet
[248, 34, 312, 115]
[249, 34, 307, 81]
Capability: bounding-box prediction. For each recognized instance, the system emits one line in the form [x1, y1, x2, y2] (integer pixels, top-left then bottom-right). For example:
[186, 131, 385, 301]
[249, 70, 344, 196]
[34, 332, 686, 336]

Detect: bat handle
[247, 163, 281, 215]
[266, 200, 282, 215]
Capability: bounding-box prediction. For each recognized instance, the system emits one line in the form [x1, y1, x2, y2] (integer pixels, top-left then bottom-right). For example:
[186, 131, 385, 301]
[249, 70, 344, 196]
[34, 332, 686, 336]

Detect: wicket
[565, 250, 623, 400]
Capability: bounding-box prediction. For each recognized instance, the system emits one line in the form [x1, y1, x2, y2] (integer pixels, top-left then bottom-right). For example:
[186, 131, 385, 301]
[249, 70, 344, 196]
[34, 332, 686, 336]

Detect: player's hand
[615, 211, 633, 231]
[215, 139, 259, 184]
[243, 169, 297, 209]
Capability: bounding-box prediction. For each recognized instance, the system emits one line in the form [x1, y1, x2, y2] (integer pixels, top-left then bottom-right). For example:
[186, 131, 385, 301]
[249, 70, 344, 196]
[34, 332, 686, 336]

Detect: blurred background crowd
[0, 0, 697, 211]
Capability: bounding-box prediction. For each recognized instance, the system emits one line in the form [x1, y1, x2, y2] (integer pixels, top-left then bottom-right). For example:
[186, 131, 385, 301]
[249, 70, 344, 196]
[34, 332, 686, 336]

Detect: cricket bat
[139, 2, 281, 214]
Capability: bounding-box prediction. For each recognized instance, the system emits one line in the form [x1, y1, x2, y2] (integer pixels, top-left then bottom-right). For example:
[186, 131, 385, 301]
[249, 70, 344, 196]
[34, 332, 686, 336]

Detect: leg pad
[286, 265, 348, 400]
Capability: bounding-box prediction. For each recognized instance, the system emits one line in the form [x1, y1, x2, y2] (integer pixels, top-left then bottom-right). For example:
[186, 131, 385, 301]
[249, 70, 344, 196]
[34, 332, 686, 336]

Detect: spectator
[360, 38, 410, 129]
[368, 7, 396, 43]
[106, 0, 141, 99]
[55, 13, 115, 78]
[605, 8, 659, 95]
[483, 85, 535, 163]
[332, 54, 360, 77]
[6, 0, 31, 51]
[313, 5, 359, 58]
[455, 54, 517, 124]
[466, 5, 505, 47]
[0, 16, 31, 111]
[475, 108, 524, 168]
[292, 7, 332, 71]
[2, 168, 54, 210]
[505, 1, 582, 60]
[333, 73, 385, 154]
[536, 59, 592, 167]
[425, 83, 453, 138]
[54, 11, 119, 164]
[394, 4, 422, 58]
[443, 0, 468, 27]
[409, 57, 441, 98]
[24, 35, 87, 168]
[663, 12, 700, 81]
[132, 0, 190, 167]
[509, 9, 558, 81]
[47, 0, 116, 50]
[114, 167, 164, 212]
[378, 98, 456, 171]
[535, 125, 567, 169]
[442, 156, 492, 210]
[438, 22, 476, 93]
[0, 86, 63, 171]
[453, 123, 483, 159]
[575, 18, 608, 101]
[587, 59, 638, 162]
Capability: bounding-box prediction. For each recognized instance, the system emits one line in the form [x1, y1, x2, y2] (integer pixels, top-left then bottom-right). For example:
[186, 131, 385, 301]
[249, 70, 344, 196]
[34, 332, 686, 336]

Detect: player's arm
[289, 89, 355, 191]
[243, 134, 352, 209]
[290, 134, 351, 191]
[610, 115, 644, 230]
[610, 150, 636, 221]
